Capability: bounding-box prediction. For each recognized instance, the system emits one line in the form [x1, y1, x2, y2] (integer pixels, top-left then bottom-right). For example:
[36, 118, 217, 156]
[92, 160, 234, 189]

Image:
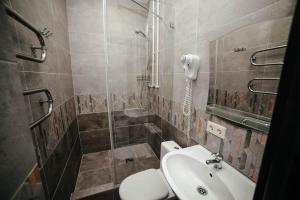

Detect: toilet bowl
[119, 141, 181, 200]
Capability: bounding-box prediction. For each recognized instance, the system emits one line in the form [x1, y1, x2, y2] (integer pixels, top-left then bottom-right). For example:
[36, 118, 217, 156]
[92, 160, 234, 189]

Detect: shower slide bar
[250, 45, 287, 66]
[23, 88, 53, 129]
[248, 78, 279, 95]
[5, 5, 47, 63]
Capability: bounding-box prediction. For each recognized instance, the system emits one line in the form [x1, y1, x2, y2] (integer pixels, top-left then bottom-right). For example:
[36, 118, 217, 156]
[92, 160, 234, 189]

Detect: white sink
[124, 108, 150, 118]
[162, 145, 255, 200]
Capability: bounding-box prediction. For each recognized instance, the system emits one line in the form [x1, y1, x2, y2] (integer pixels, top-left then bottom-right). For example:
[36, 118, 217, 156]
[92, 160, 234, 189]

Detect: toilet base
[156, 169, 176, 199]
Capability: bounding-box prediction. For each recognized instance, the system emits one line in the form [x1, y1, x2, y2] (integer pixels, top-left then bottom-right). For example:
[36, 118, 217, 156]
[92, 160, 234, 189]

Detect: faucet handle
[211, 152, 224, 161]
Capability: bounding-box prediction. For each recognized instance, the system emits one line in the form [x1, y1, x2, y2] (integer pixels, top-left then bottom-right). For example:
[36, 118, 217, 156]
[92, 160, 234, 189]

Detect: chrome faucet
[205, 152, 224, 169]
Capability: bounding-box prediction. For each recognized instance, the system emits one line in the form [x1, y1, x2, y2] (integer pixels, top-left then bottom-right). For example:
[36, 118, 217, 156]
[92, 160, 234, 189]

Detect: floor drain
[197, 186, 208, 196]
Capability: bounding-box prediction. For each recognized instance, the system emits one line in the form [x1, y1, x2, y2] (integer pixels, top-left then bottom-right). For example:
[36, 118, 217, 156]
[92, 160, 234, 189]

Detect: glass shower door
[105, 0, 160, 185]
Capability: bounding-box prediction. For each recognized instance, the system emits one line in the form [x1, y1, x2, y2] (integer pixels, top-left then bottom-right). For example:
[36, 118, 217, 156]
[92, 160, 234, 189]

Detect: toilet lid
[119, 169, 169, 200]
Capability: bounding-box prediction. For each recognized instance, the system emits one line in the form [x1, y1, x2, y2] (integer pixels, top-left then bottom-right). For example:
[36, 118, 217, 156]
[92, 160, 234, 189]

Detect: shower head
[134, 30, 148, 39]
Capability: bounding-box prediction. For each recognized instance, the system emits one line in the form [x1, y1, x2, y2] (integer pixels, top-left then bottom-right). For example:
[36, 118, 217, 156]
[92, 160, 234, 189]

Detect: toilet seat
[119, 168, 169, 200]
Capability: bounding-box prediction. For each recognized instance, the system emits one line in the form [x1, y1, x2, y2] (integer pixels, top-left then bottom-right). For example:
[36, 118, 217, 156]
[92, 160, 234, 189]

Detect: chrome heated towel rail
[23, 89, 53, 129]
[248, 78, 279, 95]
[248, 44, 286, 95]
[5, 5, 47, 63]
[250, 45, 287, 66]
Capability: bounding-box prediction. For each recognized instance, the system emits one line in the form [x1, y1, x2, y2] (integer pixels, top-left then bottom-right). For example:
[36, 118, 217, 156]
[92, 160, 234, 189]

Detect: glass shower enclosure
[103, 0, 168, 186]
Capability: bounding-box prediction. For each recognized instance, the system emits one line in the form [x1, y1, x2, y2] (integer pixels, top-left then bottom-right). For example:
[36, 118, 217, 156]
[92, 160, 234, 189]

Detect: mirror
[206, 17, 293, 132]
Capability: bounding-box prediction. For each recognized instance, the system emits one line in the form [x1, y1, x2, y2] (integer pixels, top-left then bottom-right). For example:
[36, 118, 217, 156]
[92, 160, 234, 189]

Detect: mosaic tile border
[208, 88, 276, 118]
[75, 92, 149, 115]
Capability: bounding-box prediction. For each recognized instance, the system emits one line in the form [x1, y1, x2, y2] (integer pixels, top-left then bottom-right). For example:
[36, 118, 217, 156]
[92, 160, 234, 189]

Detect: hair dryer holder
[181, 54, 200, 80]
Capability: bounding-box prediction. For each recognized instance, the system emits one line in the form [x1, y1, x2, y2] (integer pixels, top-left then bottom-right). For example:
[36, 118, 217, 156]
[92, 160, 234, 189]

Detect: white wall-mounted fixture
[182, 54, 200, 117]
[182, 54, 200, 141]
[206, 121, 226, 139]
[181, 54, 200, 80]
[149, 0, 160, 88]
[155, 0, 160, 88]
[149, 0, 155, 88]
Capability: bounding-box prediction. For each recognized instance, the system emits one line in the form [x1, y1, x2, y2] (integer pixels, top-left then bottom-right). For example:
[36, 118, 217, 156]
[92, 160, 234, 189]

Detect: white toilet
[119, 141, 181, 200]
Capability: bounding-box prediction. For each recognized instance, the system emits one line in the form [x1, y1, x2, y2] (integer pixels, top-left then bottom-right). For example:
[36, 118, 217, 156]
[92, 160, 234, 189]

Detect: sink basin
[162, 145, 255, 200]
[124, 108, 150, 118]
[166, 154, 234, 200]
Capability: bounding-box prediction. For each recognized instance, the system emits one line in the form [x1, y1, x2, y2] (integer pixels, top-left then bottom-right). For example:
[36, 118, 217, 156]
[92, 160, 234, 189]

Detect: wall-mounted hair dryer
[181, 54, 200, 118]
[181, 54, 200, 80]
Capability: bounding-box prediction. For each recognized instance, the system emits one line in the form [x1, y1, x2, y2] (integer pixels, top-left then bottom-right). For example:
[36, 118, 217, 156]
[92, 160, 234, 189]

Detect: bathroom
[0, 0, 298, 199]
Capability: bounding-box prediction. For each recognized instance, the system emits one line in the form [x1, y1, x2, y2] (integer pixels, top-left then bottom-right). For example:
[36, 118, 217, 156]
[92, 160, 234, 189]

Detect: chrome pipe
[250, 45, 287, 66]
[5, 5, 47, 63]
[23, 88, 53, 129]
[248, 78, 279, 95]
[155, 0, 160, 88]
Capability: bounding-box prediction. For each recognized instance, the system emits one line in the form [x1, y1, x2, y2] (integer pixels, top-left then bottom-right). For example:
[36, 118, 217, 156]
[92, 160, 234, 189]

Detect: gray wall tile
[0, 2, 19, 62]
[1, 0, 78, 199]
[0, 61, 36, 199]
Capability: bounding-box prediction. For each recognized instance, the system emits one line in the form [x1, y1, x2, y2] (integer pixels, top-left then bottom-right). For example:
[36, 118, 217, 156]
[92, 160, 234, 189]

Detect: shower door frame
[101, 0, 156, 186]
[102, 0, 117, 184]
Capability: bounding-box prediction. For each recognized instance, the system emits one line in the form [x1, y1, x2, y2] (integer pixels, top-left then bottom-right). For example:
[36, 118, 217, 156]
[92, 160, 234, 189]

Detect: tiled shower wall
[149, 0, 296, 182]
[67, 0, 107, 100]
[0, 0, 81, 199]
[68, 0, 148, 105]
